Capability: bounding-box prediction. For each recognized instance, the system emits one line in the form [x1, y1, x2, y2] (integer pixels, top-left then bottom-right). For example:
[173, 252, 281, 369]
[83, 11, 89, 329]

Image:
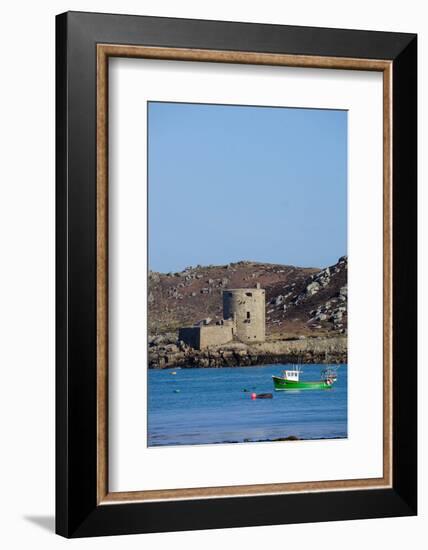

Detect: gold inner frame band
[96, 44, 393, 504]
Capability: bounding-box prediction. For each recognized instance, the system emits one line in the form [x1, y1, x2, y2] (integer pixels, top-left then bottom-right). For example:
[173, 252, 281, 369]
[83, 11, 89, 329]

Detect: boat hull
[272, 376, 334, 390]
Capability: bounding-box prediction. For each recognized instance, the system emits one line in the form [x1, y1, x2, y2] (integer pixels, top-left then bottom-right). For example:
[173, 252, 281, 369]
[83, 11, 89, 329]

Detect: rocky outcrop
[148, 335, 347, 369]
[308, 284, 347, 333]
[265, 256, 347, 334]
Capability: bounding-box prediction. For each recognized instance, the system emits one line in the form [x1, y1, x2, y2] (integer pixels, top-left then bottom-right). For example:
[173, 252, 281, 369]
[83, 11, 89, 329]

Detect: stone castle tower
[223, 284, 265, 343]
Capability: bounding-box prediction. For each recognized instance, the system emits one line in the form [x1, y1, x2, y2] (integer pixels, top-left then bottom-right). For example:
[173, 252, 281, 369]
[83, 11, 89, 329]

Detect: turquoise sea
[147, 364, 348, 447]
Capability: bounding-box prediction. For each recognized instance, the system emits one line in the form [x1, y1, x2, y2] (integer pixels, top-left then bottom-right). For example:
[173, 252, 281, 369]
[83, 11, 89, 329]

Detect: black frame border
[56, 11, 417, 538]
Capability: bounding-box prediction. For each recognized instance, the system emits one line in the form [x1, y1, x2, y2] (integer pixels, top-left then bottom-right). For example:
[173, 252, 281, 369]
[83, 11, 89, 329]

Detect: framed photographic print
[56, 11, 417, 538]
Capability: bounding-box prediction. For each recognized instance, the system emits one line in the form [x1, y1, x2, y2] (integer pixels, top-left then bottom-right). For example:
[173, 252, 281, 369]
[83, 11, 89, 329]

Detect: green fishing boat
[272, 366, 337, 390]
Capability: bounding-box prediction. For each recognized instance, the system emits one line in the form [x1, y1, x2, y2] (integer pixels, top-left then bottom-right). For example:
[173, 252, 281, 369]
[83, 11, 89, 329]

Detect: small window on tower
[247, 311, 251, 319]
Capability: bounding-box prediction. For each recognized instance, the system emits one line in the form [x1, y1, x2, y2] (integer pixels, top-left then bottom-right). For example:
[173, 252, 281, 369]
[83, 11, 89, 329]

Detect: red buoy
[251, 392, 257, 399]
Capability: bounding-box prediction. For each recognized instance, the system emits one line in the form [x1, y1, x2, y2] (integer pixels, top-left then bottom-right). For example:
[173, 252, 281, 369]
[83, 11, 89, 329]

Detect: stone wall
[179, 324, 233, 350]
[178, 327, 201, 349]
[200, 324, 234, 348]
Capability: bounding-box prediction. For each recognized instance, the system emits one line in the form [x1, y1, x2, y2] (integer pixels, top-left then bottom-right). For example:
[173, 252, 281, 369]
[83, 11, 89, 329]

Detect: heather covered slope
[148, 256, 347, 339]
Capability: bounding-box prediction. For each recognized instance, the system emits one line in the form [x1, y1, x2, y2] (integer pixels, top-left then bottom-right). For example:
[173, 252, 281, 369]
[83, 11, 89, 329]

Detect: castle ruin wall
[223, 288, 266, 343]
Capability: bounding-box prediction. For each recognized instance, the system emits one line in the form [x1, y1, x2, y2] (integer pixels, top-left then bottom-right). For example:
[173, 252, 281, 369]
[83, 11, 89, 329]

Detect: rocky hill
[148, 256, 347, 339]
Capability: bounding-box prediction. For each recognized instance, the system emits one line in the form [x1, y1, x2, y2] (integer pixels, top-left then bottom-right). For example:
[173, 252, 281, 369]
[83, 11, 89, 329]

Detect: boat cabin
[283, 369, 300, 381]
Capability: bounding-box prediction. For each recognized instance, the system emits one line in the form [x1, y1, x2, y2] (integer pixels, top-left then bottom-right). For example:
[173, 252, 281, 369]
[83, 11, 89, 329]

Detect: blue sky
[148, 102, 347, 273]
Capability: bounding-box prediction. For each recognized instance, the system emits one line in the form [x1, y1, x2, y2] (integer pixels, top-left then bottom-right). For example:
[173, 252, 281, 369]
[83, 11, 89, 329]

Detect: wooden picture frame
[56, 11, 417, 537]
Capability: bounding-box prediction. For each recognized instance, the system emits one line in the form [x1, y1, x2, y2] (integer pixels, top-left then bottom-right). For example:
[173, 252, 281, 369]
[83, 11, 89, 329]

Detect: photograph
[147, 101, 348, 447]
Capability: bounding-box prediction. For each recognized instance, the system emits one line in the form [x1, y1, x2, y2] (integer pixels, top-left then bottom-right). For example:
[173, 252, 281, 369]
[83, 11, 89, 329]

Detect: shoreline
[149, 435, 347, 447]
[148, 335, 347, 369]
